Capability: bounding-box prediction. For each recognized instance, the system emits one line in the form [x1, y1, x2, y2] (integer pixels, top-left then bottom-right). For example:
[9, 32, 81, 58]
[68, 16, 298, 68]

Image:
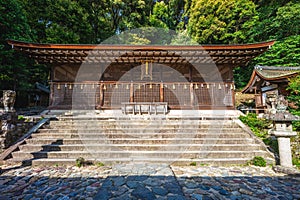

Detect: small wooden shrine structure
[242, 65, 300, 111]
[8, 40, 274, 111]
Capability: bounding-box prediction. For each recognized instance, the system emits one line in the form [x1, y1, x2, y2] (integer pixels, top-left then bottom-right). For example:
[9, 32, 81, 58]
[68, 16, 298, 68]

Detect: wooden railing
[49, 81, 235, 109]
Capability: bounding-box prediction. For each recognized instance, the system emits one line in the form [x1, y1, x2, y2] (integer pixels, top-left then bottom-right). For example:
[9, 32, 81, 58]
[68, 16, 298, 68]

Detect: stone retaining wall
[0, 112, 35, 152]
[291, 132, 300, 161]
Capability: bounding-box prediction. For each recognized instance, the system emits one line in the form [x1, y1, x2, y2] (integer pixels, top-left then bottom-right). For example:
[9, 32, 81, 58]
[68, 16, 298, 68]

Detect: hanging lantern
[69, 84, 72, 90]
[225, 84, 228, 88]
[65, 84, 67, 88]
[218, 84, 222, 90]
[57, 84, 61, 90]
[126, 84, 129, 90]
[115, 84, 118, 89]
[184, 84, 187, 89]
[149, 84, 152, 89]
[138, 84, 141, 89]
[201, 83, 204, 88]
[103, 85, 107, 90]
[195, 84, 199, 89]
[207, 84, 209, 89]
[230, 84, 233, 90]
[172, 84, 176, 90]
[92, 84, 95, 89]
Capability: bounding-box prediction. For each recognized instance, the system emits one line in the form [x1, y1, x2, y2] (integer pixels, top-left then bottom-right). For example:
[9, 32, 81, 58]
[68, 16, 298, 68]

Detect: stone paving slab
[0, 163, 299, 200]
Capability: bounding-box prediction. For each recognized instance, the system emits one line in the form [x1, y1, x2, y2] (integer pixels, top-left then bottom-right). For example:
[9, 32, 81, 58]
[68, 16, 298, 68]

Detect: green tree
[287, 75, 300, 110]
[0, 0, 32, 90]
[150, 0, 185, 30]
[234, 35, 300, 89]
[22, 0, 93, 44]
[187, 0, 257, 44]
[253, 35, 300, 67]
[248, 1, 299, 42]
[233, 1, 300, 89]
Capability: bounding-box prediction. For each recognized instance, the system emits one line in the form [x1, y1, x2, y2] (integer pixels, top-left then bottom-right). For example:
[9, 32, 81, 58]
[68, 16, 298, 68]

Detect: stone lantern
[265, 95, 299, 167]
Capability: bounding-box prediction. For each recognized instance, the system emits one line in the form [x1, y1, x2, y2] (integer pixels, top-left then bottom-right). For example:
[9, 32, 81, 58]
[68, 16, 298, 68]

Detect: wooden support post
[49, 82, 54, 106]
[231, 83, 235, 109]
[130, 83, 134, 102]
[160, 83, 164, 102]
[190, 83, 194, 107]
[99, 83, 104, 107]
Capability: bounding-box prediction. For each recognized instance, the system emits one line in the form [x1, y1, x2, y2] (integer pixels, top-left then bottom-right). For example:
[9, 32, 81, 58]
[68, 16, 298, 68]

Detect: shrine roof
[242, 65, 300, 93]
[7, 40, 275, 65]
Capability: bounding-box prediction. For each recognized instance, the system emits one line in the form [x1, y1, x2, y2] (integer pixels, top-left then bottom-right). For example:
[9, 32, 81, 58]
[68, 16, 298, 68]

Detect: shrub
[250, 156, 266, 167]
[96, 162, 105, 167]
[76, 157, 85, 167]
[239, 113, 271, 138]
[190, 161, 197, 166]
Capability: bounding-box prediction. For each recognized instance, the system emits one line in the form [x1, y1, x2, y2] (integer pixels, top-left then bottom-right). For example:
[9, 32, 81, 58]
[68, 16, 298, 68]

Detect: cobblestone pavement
[0, 163, 299, 200]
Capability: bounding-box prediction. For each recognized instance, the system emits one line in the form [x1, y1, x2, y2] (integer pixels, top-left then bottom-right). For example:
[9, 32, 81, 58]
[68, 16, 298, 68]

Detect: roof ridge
[255, 65, 300, 71]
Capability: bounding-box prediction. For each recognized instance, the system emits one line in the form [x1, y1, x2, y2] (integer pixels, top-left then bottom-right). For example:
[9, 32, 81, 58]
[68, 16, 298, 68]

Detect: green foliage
[75, 157, 85, 167]
[18, 115, 25, 121]
[187, 0, 257, 44]
[249, 156, 266, 167]
[249, 2, 300, 42]
[239, 113, 279, 155]
[287, 75, 300, 131]
[253, 35, 300, 67]
[234, 1, 300, 89]
[292, 157, 300, 168]
[96, 162, 105, 167]
[0, 0, 49, 92]
[190, 161, 197, 166]
[239, 113, 270, 138]
[149, 0, 185, 30]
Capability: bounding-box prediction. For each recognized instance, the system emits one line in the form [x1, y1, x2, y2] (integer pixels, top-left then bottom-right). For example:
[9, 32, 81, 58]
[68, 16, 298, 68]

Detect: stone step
[31, 132, 249, 139]
[18, 143, 264, 152]
[51, 117, 235, 124]
[8, 157, 255, 166]
[37, 128, 244, 134]
[49, 121, 239, 128]
[24, 138, 254, 145]
[12, 150, 269, 160]
[8, 117, 275, 166]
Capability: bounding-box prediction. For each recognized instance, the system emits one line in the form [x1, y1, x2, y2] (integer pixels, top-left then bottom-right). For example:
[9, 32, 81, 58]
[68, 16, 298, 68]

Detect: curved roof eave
[7, 40, 275, 51]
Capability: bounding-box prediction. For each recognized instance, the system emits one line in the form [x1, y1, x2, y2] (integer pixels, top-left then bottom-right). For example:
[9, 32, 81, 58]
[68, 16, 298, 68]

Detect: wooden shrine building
[242, 65, 300, 112]
[8, 40, 274, 111]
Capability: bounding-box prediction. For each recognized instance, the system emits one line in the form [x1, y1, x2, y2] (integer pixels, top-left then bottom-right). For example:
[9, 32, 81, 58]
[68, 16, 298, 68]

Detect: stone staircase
[9, 115, 275, 165]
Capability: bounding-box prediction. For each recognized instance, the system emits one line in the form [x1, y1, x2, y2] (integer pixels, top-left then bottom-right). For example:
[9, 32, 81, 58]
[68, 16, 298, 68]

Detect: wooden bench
[121, 102, 168, 115]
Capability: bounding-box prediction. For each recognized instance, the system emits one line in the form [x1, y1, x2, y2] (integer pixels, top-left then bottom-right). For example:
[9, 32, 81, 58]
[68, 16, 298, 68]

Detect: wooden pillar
[231, 83, 235, 109]
[49, 82, 54, 106]
[99, 83, 104, 107]
[160, 83, 164, 102]
[190, 83, 194, 107]
[130, 83, 134, 102]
